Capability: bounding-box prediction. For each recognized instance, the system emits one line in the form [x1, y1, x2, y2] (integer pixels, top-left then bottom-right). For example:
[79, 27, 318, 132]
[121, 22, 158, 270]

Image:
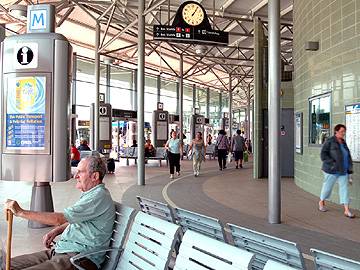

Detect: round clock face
[182, 3, 205, 26]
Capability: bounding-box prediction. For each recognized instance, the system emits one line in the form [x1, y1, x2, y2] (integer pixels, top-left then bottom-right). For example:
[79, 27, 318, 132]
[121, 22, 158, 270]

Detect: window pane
[309, 95, 331, 144]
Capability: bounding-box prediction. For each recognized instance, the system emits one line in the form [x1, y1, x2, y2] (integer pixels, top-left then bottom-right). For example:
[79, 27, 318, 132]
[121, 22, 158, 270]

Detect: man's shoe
[170, 174, 174, 179]
[236, 165, 239, 169]
[176, 172, 180, 176]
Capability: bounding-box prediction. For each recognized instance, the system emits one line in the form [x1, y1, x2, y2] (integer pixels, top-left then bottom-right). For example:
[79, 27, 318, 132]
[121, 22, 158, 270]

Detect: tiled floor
[0, 157, 359, 269]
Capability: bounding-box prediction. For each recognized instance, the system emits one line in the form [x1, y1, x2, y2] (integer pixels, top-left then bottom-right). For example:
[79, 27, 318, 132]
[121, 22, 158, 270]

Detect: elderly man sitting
[4, 156, 115, 270]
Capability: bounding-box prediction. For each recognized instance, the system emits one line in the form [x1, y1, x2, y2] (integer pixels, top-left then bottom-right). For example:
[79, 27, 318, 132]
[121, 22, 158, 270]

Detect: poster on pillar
[295, 112, 303, 154]
[5, 76, 48, 152]
[345, 104, 360, 161]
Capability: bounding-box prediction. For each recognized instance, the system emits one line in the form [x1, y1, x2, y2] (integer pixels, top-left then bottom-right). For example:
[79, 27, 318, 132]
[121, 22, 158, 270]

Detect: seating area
[69, 196, 360, 270]
[120, 147, 168, 166]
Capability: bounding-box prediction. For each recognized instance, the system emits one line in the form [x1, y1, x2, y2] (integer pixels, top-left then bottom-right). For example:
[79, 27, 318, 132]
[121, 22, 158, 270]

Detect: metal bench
[116, 211, 181, 270]
[310, 248, 360, 270]
[228, 224, 305, 270]
[136, 196, 176, 223]
[174, 230, 255, 270]
[174, 207, 228, 243]
[119, 147, 138, 166]
[70, 203, 136, 270]
[264, 260, 300, 270]
[79, 150, 101, 159]
[146, 147, 168, 166]
[205, 144, 215, 159]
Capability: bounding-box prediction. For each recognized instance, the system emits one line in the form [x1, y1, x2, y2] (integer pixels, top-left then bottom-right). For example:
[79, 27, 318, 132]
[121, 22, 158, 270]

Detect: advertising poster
[345, 104, 360, 162]
[6, 77, 46, 150]
[295, 112, 303, 154]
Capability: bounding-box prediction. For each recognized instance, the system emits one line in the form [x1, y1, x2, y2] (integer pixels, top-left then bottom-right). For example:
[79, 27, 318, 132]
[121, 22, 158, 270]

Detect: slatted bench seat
[310, 248, 360, 270]
[205, 144, 216, 159]
[136, 196, 176, 223]
[264, 260, 299, 270]
[119, 147, 138, 166]
[174, 207, 228, 243]
[227, 224, 305, 270]
[174, 230, 255, 270]
[146, 147, 168, 166]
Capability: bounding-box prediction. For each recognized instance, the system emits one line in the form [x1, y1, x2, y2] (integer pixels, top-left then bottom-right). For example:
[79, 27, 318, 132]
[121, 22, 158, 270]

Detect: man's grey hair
[83, 156, 107, 181]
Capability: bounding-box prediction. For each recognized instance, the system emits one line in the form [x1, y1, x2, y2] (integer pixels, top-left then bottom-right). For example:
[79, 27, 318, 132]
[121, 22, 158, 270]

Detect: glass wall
[160, 79, 178, 114]
[309, 94, 331, 145]
[110, 67, 133, 110]
[196, 87, 207, 116]
[74, 55, 238, 142]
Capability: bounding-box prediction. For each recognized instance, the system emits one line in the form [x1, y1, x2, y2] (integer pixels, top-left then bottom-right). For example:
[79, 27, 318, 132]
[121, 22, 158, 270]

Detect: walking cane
[6, 210, 13, 270]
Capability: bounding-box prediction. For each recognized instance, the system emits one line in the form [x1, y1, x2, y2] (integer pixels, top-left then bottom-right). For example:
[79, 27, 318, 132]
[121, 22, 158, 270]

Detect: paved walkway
[0, 157, 359, 269]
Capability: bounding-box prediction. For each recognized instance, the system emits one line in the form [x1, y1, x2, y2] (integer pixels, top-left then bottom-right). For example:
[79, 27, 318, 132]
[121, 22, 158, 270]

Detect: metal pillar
[246, 87, 251, 139]
[229, 76, 233, 138]
[71, 52, 77, 145]
[206, 87, 210, 118]
[219, 91, 222, 119]
[137, 0, 146, 185]
[268, 0, 281, 224]
[176, 81, 180, 114]
[179, 54, 184, 142]
[29, 182, 54, 228]
[0, 24, 5, 42]
[192, 84, 196, 109]
[157, 74, 161, 103]
[132, 69, 138, 111]
[106, 64, 111, 103]
[94, 21, 100, 151]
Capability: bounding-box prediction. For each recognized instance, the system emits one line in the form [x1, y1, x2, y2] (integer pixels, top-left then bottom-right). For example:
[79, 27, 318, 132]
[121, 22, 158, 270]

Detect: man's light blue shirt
[55, 184, 115, 268]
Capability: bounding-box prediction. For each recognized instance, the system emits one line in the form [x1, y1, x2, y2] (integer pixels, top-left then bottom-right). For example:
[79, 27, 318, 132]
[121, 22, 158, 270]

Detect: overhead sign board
[153, 25, 229, 45]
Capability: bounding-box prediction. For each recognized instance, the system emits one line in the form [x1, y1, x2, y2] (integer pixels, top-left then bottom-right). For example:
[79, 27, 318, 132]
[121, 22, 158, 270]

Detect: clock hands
[192, 7, 199, 17]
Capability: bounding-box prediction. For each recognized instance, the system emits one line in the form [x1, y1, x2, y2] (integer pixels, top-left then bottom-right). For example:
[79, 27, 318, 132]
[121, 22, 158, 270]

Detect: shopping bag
[227, 153, 232, 163]
[244, 151, 249, 162]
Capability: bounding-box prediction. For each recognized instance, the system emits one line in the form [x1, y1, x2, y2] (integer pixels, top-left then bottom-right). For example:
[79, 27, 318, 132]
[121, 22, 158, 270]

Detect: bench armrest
[70, 247, 122, 270]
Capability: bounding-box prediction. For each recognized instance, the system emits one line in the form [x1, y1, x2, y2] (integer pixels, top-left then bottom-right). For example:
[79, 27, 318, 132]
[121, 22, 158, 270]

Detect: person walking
[216, 130, 229, 171]
[318, 124, 354, 218]
[189, 132, 206, 177]
[230, 130, 246, 169]
[165, 131, 183, 179]
[207, 134, 213, 145]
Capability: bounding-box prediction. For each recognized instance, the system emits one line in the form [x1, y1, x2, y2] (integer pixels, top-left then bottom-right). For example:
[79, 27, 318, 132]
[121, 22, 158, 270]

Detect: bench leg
[126, 158, 129, 166]
[135, 158, 137, 165]
[159, 160, 161, 167]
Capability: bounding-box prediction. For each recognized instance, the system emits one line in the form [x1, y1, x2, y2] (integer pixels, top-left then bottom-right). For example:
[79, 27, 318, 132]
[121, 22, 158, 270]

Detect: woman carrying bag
[216, 130, 230, 171]
[188, 132, 206, 177]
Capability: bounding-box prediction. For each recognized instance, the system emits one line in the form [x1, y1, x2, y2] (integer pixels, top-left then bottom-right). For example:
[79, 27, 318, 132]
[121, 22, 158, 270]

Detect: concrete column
[94, 21, 100, 151]
[229, 76, 233, 138]
[206, 87, 210, 118]
[157, 74, 161, 103]
[137, 0, 146, 185]
[179, 55, 184, 142]
[253, 17, 265, 179]
[268, 0, 281, 224]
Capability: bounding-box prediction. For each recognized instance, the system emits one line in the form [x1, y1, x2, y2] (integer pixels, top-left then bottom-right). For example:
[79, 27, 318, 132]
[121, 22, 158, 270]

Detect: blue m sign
[29, 10, 47, 30]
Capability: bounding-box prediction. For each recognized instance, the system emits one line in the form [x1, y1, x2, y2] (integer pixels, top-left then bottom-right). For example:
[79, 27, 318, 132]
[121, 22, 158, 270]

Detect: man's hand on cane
[4, 200, 23, 217]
